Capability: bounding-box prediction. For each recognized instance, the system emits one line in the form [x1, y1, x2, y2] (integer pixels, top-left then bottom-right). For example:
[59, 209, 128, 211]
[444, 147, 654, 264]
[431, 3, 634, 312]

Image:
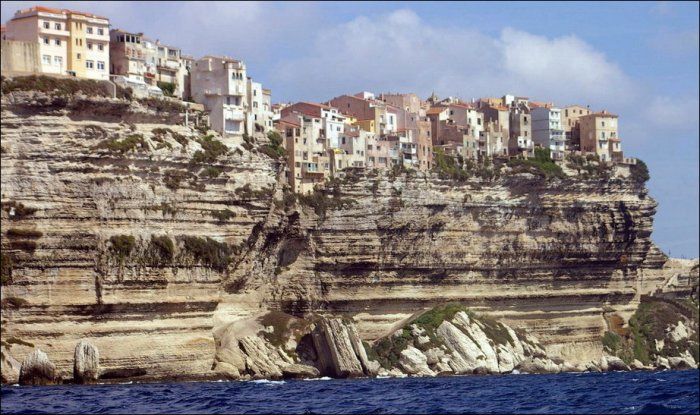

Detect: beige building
[579, 111, 621, 163]
[277, 113, 330, 193]
[5, 5, 110, 79]
[562, 105, 592, 150]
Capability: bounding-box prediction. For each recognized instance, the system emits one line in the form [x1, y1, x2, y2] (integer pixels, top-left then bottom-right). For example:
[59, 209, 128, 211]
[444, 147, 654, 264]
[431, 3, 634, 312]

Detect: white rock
[655, 339, 665, 352]
[416, 335, 431, 345]
[668, 321, 690, 343]
[655, 356, 671, 370]
[73, 340, 100, 383]
[399, 346, 435, 377]
[452, 312, 499, 373]
[436, 320, 484, 373]
[424, 347, 445, 365]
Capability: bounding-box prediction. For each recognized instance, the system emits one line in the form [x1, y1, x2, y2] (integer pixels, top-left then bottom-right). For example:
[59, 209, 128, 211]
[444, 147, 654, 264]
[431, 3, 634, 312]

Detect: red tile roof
[20, 5, 109, 20]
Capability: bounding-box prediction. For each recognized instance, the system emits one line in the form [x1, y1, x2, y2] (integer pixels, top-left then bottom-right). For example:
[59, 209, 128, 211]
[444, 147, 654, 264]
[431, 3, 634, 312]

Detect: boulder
[1, 348, 21, 384]
[667, 321, 690, 343]
[282, 364, 320, 379]
[655, 356, 671, 370]
[366, 360, 381, 376]
[434, 360, 453, 375]
[19, 349, 59, 386]
[680, 350, 697, 368]
[605, 356, 630, 372]
[630, 359, 645, 370]
[238, 336, 284, 379]
[668, 356, 694, 370]
[388, 368, 407, 378]
[515, 358, 559, 374]
[214, 362, 240, 379]
[495, 344, 517, 373]
[585, 361, 602, 372]
[73, 340, 100, 384]
[451, 312, 499, 373]
[424, 347, 445, 365]
[436, 320, 484, 373]
[416, 335, 431, 346]
[215, 325, 247, 374]
[399, 346, 435, 377]
[654, 339, 665, 352]
[311, 318, 366, 378]
[472, 366, 489, 375]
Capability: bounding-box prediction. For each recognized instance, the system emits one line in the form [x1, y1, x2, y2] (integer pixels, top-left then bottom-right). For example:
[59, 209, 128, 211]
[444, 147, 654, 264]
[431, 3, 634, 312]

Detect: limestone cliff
[1, 85, 697, 384]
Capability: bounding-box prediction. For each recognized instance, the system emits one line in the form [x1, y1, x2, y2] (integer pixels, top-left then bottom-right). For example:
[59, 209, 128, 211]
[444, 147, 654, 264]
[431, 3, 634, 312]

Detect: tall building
[5, 5, 110, 79]
[561, 105, 592, 151]
[531, 106, 565, 160]
[579, 111, 621, 163]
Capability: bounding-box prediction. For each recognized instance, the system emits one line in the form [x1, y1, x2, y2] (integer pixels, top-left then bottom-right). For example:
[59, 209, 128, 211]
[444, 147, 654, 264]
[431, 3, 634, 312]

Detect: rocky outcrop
[281, 363, 320, 379]
[73, 340, 100, 383]
[1, 348, 21, 384]
[399, 346, 435, 376]
[19, 349, 58, 385]
[1, 83, 698, 384]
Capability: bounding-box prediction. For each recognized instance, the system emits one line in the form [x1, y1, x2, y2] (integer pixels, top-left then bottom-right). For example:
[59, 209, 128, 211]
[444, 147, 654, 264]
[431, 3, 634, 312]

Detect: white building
[531, 106, 565, 159]
[190, 55, 249, 136]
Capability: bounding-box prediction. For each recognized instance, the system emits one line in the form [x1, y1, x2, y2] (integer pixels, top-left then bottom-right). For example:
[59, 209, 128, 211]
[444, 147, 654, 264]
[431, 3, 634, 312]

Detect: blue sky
[2, 1, 698, 257]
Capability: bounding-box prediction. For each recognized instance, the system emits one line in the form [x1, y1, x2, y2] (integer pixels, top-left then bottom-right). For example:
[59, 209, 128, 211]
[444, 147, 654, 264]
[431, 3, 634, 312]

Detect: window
[86, 60, 94, 69]
[76, 53, 81, 60]
[97, 61, 105, 70]
[87, 27, 93, 34]
[55, 23, 61, 30]
[98, 43, 104, 51]
[87, 43, 93, 50]
[42, 55, 51, 65]
[43, 37, 50, 45]
[43, 21, 50, 29]
[54, 56, 63, 66]
[97, 28, 104, 35]
[253, 89, 257, 96]
[54, 38, 61, 46]
[601, 121, 605, 127]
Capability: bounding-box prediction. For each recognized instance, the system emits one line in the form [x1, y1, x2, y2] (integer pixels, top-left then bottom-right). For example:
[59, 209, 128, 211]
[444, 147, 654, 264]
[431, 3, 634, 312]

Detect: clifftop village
[1, 5, 638, 193]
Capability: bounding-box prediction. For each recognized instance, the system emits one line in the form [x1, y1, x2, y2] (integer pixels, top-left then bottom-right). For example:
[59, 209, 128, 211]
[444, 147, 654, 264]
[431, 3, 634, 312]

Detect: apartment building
[5, 5, 110, 79]
[531, 106, 566, 160]
[562, 105, 592, 151]
[579, 111, 621, 163]
[190, 55, 250, 137]
[328, 94, 391, 136]
[281, 102, 347, 147]
[479, 121, 509, 158]
[277, 113, 330, 193]
[154, 41, 187, 98]
[509, 105, 534, 158]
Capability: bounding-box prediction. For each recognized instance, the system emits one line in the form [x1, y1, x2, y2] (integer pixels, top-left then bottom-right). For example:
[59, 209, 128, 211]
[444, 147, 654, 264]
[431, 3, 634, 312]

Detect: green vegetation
[116, 85, 133, 100]
[138, 96, 184, 113]
[1, 75, 110, 97]
[234, 184, 274, 201]
[95, 134, 147, 155]
[156, 81, 176, 97]
[211, 209, 236, 222]
[413, 303, 472, 333]
[297, 184, 358, 219]
[1, 252, 13, 285]
[630, 159, 650, 184]
[6, 228, 42, 239]
[180, 236, 232, 271]
[163, 169, 191, 191]
[602, 331, 622, 354]
[149, 235, 174, 263]
[258, 131, 286, 159]
[192, 135, 229, 164]
[372, 328, 414, 369]
[433, 147, 470, 181]
[147, 202, 177, 217]
[508, 148, 565, 179]
[201, 166, 223, 178]
[109, 235, 136, 259]
[2, 201, 38, 220]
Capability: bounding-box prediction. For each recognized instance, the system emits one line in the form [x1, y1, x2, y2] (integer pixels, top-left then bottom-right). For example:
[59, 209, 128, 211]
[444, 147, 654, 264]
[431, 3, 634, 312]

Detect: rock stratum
[1, 86, 698, 385]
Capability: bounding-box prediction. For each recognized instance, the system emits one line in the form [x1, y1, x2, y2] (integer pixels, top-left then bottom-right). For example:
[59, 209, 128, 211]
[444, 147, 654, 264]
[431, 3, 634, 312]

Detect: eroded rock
[73, 340, 100, 383]
[19, 349, 58, 386]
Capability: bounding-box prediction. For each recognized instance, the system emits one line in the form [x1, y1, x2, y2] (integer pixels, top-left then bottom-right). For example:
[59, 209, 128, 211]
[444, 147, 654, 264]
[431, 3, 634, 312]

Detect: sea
[1, 369, 698, 414]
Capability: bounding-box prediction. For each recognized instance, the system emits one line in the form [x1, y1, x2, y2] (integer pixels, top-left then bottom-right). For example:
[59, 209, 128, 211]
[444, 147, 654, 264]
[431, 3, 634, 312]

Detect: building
[190, 55, 270, 137]
[154, 41, 187, 98]
[531, 106, 565, 160]
[281, 102, 347, 147]
[579, 111, 621, 163]
[277, 113, 330, 193]
[328, 94, 391, 135]
[561, 105, 592, 151]
[509, 105, 534, 158]
[5, 5, 110, 79]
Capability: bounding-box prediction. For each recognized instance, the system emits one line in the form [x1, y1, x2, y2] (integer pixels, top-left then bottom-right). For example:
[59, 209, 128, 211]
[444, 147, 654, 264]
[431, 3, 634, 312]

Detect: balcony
[85, 31, 110, 42]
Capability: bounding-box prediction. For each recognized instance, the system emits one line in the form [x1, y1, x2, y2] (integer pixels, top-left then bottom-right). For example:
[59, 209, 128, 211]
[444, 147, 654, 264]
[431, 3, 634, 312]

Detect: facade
[579, 111, 621, 162]
[191, 55, 247, 136]
[509, 107, 534, 157]
[154, 41, 186, 98]
[562, 105, 592, 151]
[5, 5, 110, 79]
[277, 113, 330, 193]
[531, 106, 565, 160]
[281, 102, 347, 147]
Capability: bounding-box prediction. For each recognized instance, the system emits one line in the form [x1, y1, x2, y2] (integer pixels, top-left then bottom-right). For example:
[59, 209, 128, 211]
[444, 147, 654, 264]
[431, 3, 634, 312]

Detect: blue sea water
[1, 370, 698, 414]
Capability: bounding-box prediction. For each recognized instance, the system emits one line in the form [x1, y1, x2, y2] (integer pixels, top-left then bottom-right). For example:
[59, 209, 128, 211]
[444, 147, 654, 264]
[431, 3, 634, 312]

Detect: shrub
[1, 252, 13, 285]
[1, 75, 110, 97]
[156, 81, 176, 97]
[298, 186, 358, 219]
[10, 240, 37, 253]
[201, 166, 222, 178]
[211, 209, 236, 222]
[116, 85, 133, 100]
[630, 159, 650, 184]
[259, 131, 286, 159]
[192, 135, 229, 164]
[180, 236, 232, 271]
[150, 235, 174, 262]
[602, 331, 621, 354]
[1, 296, 29, 309]
[432, 147, 470, 182]
[139, 97, 184, 113]
[109, 235, 136, 259]
[2, 201, 38, 220]
[507, 148, 565, 179]
[163, 169, 190, 191]
[6, 228, 42, 238]
[95, 134, 147, 154]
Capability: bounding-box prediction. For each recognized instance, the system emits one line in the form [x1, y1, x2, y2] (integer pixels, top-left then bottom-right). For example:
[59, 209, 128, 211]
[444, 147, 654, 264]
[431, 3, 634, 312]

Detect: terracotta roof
[449, 102, 474, 109]
[529, 101, 552, 109]
[588, 110, 618, 118]
[277, 114, 301, 127]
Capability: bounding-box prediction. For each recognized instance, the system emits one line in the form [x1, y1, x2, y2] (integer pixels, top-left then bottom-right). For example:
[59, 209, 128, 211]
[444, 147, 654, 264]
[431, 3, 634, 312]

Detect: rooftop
[13, 5, 109, 21]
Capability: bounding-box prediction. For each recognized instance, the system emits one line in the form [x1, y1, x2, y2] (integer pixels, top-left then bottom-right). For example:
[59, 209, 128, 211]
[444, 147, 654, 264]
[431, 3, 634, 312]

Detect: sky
[2, 1, 698, 257]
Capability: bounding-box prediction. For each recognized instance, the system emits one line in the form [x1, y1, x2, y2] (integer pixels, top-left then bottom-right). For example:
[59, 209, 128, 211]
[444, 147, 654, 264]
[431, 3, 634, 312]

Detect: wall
[1, 40, 40, 75]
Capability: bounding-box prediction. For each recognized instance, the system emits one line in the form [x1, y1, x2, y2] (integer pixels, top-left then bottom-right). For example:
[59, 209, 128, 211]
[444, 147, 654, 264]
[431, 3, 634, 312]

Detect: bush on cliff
[507, 148, 565, 179]
[297, 184, 358, 219]
[6, 228, 43, 239]
[191, 135, 229, 164]
[433, 148, 470, 182]
[1, 75, 110, 97]
[630, 159, 650, 184]
[109, 235, 136, 259]
[258, 131, 286, 159]
[1, 252, 13, 285]
[180, 236, 232, 271]
[95, 134, 147, 155]
[149, 235, 174, 263]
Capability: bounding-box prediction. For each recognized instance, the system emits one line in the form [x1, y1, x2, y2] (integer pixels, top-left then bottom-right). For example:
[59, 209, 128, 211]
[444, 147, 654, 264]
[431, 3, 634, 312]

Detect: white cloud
[270, 9, 638, 107]
[644, 96, 700, 130]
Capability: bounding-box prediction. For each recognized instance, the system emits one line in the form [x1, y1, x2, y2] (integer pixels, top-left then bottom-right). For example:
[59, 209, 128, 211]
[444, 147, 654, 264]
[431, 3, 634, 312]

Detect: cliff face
[1, 90, 696, 383]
